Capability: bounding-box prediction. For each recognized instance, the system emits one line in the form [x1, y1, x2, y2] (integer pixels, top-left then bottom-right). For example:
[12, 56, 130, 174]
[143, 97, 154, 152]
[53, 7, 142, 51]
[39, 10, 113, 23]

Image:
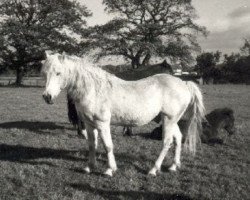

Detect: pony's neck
[65, 58, 111, 102]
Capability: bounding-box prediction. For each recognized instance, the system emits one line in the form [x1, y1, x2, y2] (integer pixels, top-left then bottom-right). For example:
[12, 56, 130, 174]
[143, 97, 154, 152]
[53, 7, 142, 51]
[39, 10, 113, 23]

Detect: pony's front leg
[83, 125, 98, 174]
[99, 124, 117, 177]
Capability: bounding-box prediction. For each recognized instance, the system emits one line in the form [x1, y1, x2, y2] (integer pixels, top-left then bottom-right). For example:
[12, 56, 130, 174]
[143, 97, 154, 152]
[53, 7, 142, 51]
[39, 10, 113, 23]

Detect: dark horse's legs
[123, 126, 133, 136]
[67, 94, 87, 138]
[77, 118, 86, 136]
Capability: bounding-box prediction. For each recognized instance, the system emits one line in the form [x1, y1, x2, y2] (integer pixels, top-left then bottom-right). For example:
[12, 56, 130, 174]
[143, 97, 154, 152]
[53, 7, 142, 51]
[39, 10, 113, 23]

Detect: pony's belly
[110, 117, 151, 126]
[110, 108, 160, 126]
[110, 93, 162, 126]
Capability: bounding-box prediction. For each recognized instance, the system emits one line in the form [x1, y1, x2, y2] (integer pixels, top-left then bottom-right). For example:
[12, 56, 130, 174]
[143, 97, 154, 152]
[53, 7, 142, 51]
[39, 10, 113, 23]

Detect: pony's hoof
[83, 166, 91, 174]
[169, 164, 180, 172]
[104, 168, 114, 177]
[148, 168, 157, 176]
[169, 165, 177, 172]
[81, 130, 88, 139]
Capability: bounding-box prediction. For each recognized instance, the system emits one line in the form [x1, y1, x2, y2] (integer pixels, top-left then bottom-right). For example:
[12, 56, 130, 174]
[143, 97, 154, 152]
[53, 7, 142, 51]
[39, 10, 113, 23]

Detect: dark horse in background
[151, 107, 236, 144]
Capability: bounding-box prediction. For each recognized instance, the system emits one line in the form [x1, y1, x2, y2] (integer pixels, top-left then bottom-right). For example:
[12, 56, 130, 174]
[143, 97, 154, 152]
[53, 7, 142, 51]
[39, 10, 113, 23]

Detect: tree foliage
[87, 0, 207, 68]
[196, 39, 250, 83]
[0, 0, 91, 85]
[222, 41, 250, 83]
[195, 51, 221, 79]
[240, 38, 250, 56]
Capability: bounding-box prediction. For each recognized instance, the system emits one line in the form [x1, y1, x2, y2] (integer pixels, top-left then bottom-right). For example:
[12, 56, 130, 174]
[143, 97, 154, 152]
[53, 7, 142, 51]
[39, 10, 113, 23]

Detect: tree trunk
[142, 53, 151, 66]
[131, 57, 141, 69]
[15, 67, 24, 86]
[131, 49, 144, 69]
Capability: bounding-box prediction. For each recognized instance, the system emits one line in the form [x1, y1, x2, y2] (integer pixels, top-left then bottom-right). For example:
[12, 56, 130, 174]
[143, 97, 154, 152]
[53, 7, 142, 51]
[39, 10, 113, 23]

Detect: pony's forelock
[42, 54, 56, 74]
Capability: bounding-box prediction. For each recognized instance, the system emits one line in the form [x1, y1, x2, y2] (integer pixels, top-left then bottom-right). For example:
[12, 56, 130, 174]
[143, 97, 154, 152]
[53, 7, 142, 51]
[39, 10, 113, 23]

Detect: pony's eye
[56, 72, 61, 76]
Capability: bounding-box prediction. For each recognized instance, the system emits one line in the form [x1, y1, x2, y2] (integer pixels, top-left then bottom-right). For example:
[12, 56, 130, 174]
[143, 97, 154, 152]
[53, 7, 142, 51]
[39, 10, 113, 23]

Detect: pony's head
[41, 52, 68, 104]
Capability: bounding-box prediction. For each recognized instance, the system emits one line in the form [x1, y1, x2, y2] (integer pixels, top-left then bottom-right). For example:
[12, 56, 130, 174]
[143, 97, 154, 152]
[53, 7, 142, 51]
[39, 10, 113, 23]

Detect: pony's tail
[184, 81, 205, 154]
[67, 94, 79, 126]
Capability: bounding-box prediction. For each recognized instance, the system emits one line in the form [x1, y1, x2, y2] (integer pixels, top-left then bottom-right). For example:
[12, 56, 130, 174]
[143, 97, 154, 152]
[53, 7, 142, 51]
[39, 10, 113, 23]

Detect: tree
[87, 0, 207, 68]
[222, 53, 249, 83]
[222, 41, 250, 83]
[0, 0, 91, 85]
[195, 51, 221, 81]
[240, 38, 250, 56]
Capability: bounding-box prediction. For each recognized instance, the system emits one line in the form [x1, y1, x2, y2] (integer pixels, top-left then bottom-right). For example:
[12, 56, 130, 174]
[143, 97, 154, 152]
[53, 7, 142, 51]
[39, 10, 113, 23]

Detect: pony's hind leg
[83, 125, 98, 174]
[148, 117, 176, 176]
[169, 125, 182, 171]
[98, 124, 117, 177]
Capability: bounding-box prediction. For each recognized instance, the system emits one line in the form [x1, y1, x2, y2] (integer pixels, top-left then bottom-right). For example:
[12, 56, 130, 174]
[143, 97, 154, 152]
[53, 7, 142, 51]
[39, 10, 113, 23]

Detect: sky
[80, 0, 250, 55]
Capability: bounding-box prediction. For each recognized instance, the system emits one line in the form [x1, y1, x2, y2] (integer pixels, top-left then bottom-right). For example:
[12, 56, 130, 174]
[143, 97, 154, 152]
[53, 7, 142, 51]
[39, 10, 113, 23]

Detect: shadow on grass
[69, 151, 150, 175]
[68, 183, 194, 200]
[0, 143, 148, 174]
[0, 120, 73, 135]
[0, 143, 87, 165]
[0, 84, 43, 88]
[140, 132, 162, 141]
[126, 132, 158, 141]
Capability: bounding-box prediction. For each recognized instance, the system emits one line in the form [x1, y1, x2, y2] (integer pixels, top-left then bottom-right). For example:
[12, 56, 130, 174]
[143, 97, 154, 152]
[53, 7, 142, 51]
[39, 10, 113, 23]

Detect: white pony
[42, 52, 205, 177]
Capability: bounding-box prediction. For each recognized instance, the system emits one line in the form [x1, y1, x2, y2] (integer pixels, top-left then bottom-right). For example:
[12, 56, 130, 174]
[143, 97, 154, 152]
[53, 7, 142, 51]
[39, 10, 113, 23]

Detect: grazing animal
[151, 107, 235, 144]
[201, 107, 235, 144]
[42, 52, 205, 177]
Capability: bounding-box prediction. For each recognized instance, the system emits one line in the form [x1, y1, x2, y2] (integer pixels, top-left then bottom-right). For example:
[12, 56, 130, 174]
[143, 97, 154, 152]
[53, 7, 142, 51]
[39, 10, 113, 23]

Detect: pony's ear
[45, 50, 53, 58]
[58, 53, 66, 63]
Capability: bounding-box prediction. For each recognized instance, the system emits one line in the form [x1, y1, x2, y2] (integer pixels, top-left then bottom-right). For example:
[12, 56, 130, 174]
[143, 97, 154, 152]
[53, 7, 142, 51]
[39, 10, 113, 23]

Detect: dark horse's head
[205, 107, 236, 136]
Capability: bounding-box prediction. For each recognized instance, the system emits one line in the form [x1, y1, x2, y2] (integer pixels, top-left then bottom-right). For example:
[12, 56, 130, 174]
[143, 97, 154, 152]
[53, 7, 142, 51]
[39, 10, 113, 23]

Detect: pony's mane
[54, 54, 119, 99]
[59, 54, 116, 80]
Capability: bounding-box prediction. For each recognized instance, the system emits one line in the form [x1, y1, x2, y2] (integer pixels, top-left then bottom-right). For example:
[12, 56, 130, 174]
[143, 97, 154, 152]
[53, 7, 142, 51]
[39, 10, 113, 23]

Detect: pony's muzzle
[43, 93, 53, 104]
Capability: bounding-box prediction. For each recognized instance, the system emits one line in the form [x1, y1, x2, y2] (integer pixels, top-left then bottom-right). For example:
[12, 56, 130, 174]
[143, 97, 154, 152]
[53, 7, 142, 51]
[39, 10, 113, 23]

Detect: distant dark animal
[114, 60, 173, 81]
[150, 107, 236, 144]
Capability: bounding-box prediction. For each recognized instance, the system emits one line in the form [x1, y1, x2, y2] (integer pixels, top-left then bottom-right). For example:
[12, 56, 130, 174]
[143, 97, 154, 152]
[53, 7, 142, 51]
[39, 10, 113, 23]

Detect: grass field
[0, 84, 249, 200]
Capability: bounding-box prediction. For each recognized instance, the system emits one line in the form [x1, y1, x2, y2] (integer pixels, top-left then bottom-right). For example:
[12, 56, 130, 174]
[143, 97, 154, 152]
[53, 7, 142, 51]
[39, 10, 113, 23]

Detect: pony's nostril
[43, 93, 53, 104]
[42, 94, 47, 100]
[47, 94, 52, 101]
